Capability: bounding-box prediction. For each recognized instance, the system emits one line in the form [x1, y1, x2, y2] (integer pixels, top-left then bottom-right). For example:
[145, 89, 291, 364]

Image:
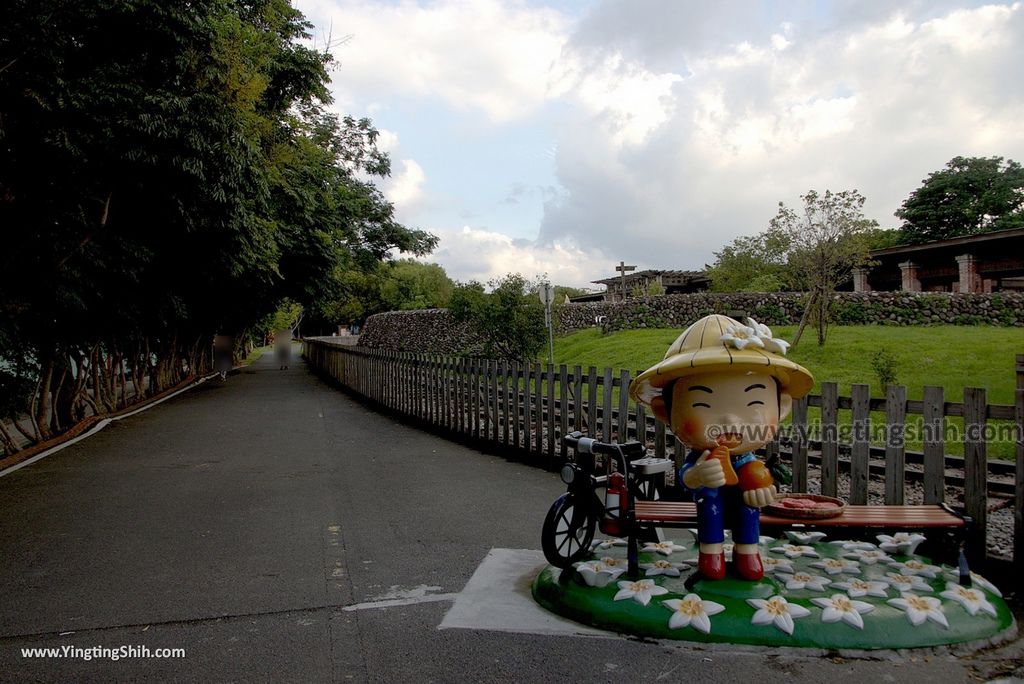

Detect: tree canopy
[706, 228, 794, 293]
[449, 274, 546, 361]
[771, 189, 876, 345]
[0, 0, 435, 451]
[895, 156, 1024, 244]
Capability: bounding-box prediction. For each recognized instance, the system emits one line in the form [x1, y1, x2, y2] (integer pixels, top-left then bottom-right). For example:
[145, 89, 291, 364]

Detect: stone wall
[560, 291, 1024, 331]
[358, 308, 486, 354]
[357, 292, 1023, 353]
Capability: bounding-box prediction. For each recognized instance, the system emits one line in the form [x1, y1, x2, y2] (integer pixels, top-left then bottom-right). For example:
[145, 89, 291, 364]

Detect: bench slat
[633, 501, 965, 529]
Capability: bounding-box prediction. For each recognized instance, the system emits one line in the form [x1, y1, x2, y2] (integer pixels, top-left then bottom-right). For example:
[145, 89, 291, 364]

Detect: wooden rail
[304, 341, 1024, 568]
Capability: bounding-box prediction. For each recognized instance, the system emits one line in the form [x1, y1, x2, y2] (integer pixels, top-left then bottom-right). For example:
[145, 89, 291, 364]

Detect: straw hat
[628, 314, 814, 424]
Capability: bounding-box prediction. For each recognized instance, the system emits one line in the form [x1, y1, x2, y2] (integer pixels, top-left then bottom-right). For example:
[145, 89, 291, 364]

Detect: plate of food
[766, 493, 846, 519]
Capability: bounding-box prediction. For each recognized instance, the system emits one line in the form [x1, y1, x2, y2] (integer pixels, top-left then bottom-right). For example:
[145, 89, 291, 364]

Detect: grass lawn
[553, 325, 1021, 404]
[552, 325, 1023, 459]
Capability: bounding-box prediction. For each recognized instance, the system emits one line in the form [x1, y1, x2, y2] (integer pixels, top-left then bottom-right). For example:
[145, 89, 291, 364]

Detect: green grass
[554, 325, 1021, 404]
[552, 325, 1022, 459]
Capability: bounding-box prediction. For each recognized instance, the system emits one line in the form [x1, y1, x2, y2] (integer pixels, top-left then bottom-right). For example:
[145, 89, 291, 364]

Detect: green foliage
[380, 260, 454, 311]
[869, 348, 898, 389]
[646, 281, 666, 296]
[449, 274, 546, 360]
[862, 228, 903, 250]
[896, 156, 1024, 244]
[0, 0, 436, 447]
[706, 228, 793, 292]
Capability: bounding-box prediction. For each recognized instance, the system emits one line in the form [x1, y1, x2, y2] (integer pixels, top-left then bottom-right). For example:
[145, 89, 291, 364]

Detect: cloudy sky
[294, 0, 1024, 290]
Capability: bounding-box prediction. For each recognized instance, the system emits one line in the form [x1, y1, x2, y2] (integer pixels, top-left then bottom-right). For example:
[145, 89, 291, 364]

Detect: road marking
[342, 594, 458, 611]
[439, 548, 610, 638]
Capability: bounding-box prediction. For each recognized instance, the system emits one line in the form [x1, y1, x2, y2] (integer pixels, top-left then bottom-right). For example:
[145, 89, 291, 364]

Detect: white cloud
[425, 225, 609, 288]
[538, 1, 1024, 268]
[385, 159, 426, 211]
[299, 0, 569, 122]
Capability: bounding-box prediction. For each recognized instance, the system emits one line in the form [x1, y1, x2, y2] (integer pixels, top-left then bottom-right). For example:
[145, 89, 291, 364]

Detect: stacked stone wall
[356, 292, 1023, 352]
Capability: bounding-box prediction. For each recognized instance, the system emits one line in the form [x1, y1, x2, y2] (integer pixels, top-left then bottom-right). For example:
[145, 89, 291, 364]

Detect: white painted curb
[0, 374, 217, 478]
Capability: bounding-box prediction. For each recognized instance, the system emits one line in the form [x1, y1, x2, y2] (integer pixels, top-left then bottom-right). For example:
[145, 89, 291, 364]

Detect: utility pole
[616, 261, 636, 301]
[538, 282, 556, 366]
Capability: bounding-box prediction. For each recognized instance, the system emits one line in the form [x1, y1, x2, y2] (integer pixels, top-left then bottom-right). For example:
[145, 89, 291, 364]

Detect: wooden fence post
[791, 396, 808, 493]
[512, 361, 521, 449]
[602, 367, 613, 443]
[963, 387, 988, 565]
[820, 382, 839, 498]
[1014, 354, 1023, 571]
[546, 364, 556, 458]
[534, 363, 543, 454]
[559, 364, 569, 458]
[587, 366, 598, 437]
[922, 386, 945, 505]
[849, 384, 870, 505]
[617, 369, 630, 443]
[523, 364, 532, 452]
[884, 384, 907, 505]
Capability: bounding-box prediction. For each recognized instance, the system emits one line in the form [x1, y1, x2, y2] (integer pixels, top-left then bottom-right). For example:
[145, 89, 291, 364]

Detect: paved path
[0, 353, 1019, 682]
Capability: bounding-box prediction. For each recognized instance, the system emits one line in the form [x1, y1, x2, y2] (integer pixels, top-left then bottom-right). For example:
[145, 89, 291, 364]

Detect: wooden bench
[630, 500, 972, 579]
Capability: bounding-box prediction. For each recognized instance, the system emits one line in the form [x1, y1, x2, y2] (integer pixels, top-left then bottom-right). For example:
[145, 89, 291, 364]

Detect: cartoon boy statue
[629, 314, 813, 581]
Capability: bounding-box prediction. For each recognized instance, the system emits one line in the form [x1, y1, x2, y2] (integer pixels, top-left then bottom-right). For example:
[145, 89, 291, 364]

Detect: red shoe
[697, 551, 726, 580]
[734, 551, 764, 581]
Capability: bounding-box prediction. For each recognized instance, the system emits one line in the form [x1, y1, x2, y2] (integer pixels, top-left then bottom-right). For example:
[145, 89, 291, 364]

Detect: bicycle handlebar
[562, 431, 646, 459]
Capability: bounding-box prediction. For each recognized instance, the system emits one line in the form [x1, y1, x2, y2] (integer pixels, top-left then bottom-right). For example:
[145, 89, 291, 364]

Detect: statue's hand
[683, 450, 726, 489]
[743, 485, 777, 508]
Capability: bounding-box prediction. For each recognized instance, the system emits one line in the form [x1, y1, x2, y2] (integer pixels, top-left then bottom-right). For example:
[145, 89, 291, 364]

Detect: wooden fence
[304, 340, 1024, 567]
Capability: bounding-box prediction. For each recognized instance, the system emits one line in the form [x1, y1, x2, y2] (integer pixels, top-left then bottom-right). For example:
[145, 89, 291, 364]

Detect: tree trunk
[0, 420, 20, 454]
[34, 360, 54, 441]
[791, 289, 818, 349]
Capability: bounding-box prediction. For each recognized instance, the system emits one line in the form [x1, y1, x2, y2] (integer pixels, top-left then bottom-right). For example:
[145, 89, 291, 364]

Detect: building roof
[591, 269, 707, 286]
[869, 227, 1024, 258]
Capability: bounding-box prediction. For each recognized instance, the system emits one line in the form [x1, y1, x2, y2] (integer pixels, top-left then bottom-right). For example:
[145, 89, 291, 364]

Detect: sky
[293, 0, 1024, 291]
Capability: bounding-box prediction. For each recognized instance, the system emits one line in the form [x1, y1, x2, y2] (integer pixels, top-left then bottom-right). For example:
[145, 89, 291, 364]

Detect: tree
[770, 190, 876, 346]
[0, 1, 435, 452]
[706, 228, 794, 292]
[379, 260, 454, 311]
[896, 156, 1024, 244]
[449, 274, 546, 360]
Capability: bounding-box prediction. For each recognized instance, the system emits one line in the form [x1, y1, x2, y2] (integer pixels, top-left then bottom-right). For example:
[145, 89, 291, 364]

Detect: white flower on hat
[720, 322, 765, 351]
[746, 318, 791, 355]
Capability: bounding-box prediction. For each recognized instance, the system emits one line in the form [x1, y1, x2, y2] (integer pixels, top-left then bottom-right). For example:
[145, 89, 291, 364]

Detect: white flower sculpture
[811, 594, 875, 630]
[943, 570, 1003, 598]
[597, 556, 626, 569]
[761, 557, 796, 574]
[663, 594, 726, 633]
[613, 579, 669, 606]
[748, 596, 811, 635]
[842, 548, 892, 565]
[642, 541, 687, 556]
[940, 582, 998, 617]
[771, 544, 819, 559]
[831, 578, 889, 598]
[720, 322, 764, 350]
[574, 560, 627, 588]
[759, 535, 776, 546]
[876, 532, 927, 556]
[719, 318, 793, 356]
[810, 558, 861, 575]
[777, 572, 830, 592]
[640, 559, 687, 578]
[888, 559, 942, 578]
[887, 593, 949, 628]
[884, 572, 934, 594]
[785, 530, 827, 544]
[829, 540, 877, 551]
[591, 538, 627, 551]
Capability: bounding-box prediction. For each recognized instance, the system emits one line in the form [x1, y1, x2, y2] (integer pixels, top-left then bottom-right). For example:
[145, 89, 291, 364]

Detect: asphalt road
[0, 352, 1020, 682]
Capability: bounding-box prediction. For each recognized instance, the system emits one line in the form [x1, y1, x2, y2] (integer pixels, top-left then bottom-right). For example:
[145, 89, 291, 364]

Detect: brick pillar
[956, 253, 980, 293]
[851, 267, 871, 293]
[899, 261, 921, 292]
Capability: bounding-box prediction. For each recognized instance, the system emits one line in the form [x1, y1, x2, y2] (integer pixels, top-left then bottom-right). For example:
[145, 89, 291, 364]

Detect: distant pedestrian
[214, 334, 233, 380]
[275, 329, 291, 370]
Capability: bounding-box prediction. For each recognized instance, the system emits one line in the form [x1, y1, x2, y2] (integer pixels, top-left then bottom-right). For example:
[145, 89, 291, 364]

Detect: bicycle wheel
[541, 492, 597, 568]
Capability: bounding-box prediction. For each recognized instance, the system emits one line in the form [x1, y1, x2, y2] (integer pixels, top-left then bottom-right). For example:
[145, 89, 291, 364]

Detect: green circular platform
[532, 534, 1015, 650]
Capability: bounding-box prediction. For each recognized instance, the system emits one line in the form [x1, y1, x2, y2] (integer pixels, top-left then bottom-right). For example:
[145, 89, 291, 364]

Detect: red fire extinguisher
[601, 471, 628, 536]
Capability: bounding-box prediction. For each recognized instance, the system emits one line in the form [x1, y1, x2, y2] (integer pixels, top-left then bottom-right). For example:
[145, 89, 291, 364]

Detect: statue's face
[670, 370, 788, 454]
